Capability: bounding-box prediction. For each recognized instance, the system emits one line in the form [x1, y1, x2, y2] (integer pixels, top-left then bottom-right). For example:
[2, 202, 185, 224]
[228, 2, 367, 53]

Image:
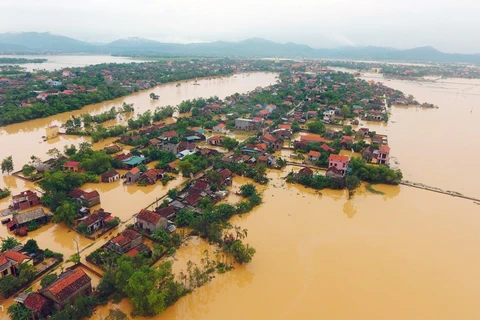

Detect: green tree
[21, 164, 35, 177]
[340, 105, 351, 118]
[254, 163, 267, 183]
[167, 188, 178, 199]
[175, 209, 196, 227]
[291, 120, 300, 133]
[205, 170, 222, 185]
[228, 241, 256, 264]
[1, 156, 14, 174]
[346, 175, 361, 191]
[222, 137, 239, 151]
[46, 147, 61, 159]
[125, 266, 166, 316]
[64, 144, 77, 156]
[54, 201, 78, 226]
[40, 273, 58, 288]
[240, 184, 257, 198]
[7, 303, 31, 320]
[178, 160, 195, 177]
[0, 275, 20, 297]
[306, 120, 325, 134]
[23, 239, 39, 254]
[1, 237, 21, 252]
[67, 253, 81, 264]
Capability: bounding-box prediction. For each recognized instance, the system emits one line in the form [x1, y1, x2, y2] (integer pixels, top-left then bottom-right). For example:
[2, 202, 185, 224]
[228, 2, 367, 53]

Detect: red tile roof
[137, 209, 162, 225]
[308, 151, 321, 158]
[128, 167, 140, 175]
[184, 193, 201, 206]
[64, 161, 79, 167]
[320, 144, 334, 152]
[24, 292, 50, 312]
[0, 254, 8, 266]
[44, 269, 91, 302]
[262, 133, 277, 143]
[278, 124, 291, 130]
[192, 180, 209, 191]
[82, 210, 110, 227]
[125, 247, 139, 257]
[164, 130, 178, 138]
[341, 136, 355, 144]
[328, 154, 349, 163]
[220, 168, 232, 180]
[4, 251, 30, 264]
[83, 190, 100, 200]
[112, 229, 141, 246]
[301, 135, 326, 143]
[157, 206, 175, 218]
[379, 145, 391, 153]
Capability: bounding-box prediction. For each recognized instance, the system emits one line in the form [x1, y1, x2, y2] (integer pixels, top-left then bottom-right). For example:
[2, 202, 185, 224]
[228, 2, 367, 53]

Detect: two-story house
[328, 154, 350, 175]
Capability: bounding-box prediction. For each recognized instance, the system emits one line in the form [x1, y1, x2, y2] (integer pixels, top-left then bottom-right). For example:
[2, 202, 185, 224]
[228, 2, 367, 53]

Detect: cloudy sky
[1, 0, 478, 53]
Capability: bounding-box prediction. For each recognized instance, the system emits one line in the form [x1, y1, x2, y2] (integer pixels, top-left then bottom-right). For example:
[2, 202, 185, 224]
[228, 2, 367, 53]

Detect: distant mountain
[0, 32, 96, 52]
[0, 32, 480, 63]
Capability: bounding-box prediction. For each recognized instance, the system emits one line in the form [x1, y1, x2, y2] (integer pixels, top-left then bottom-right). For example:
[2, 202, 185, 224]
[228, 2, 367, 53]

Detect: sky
[0, 0, 479, 53]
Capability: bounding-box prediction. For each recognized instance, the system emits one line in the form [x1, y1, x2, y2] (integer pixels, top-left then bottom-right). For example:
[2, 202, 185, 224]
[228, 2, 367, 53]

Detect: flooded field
[2, 69, 480, 320]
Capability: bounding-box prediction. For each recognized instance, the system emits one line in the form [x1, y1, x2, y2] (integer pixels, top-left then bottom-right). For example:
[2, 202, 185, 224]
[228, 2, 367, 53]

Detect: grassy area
[365, 183, 385, 195]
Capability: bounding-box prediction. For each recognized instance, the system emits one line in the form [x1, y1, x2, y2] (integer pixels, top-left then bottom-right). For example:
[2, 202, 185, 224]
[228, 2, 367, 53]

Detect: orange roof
[4, 251, 30, 264]
[137, 209, 162, 225]
[262, 133, 277, 142]
[164, 130, 178, 138]
[308, 151, 321, 157]
[328, 154, 349, 163]
[216, 123, 226, 128]
[301, 135, 326, 143]
[0, 254, 8, 266]
[278, 124, 291, 130]
[46, 269, 91, 302]
[379, 145, 391, 153]
[125, 247, 140, 257]
[129, 167, 140, 175]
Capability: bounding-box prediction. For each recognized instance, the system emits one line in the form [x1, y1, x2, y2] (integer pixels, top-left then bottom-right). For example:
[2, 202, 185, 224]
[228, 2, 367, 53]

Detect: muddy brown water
[2, 71, 480, 319]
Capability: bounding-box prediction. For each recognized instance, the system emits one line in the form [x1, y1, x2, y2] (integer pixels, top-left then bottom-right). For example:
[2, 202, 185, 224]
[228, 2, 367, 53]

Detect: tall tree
[1, 237, 21, 252]
[1, 156, 14, 174]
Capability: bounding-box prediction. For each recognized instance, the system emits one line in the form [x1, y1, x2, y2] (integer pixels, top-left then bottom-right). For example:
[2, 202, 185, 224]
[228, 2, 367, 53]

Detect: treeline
[0, 57, 47, 64]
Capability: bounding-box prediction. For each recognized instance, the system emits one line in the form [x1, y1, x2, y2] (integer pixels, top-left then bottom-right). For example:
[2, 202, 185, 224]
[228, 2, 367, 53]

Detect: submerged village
[0, 58, 424, 319]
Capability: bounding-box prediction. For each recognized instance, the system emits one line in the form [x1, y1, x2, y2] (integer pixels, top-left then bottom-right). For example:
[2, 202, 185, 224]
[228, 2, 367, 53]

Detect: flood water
[2, 69, 480, 320]
[0, 54, 149, 71]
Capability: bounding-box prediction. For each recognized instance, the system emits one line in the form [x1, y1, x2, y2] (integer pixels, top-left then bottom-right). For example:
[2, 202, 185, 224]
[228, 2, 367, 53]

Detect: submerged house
[69, 189, 101, 208]
[77, 209, 112, 234]
[125, 167, 142, 184]
[106, 229, 143, 254]
[6, 208, 50, 231]
[40, 269, 92, 310]
[12, 190, 41, 210]
[100, 169, 120, 183]
[134, 209, 168, 233]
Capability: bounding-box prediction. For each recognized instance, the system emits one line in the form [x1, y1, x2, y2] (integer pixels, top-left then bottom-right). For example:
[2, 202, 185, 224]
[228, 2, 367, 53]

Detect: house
[357, 128, 370, 137]
[212, 123, 227, 134]
[40, 269, 92, 310]
[103, 144, 122, 153]
[156, 206, 176, 219]
[12, 190, 41, 210]
[178, 141, 196, 153]
[45, 125, 59, 140]
[161, 130, 178, 141]
[189, 180, 210, 194]
[295, 167, 314, 178]
[23, 292, 53, 319]
[234, 118, 264, 131]
[326, 166, 344, 179]
[328, 154, 349, 175]
[208, 136, 223, 146]
[372, 134, 388, 145]
[377, 145, 390, 166]
[138, 169, 164, 185]
[163, 162, 178, 173]
[125, 167, 142, 184]
[100, 169, 120, 183]
[69, 189, 101, 207]
[121, 155, 145, 169]
[183, 193, 202, 206]
[219, 168, 233, 185]
[107, 229, 142, 254]
[320, 144, 334, 153]
[278, 124, 291, 130]
[78, 209, 111, 234]
[7, 208, 49, 231]
[0, 251, 32, 278]
[271, 128, 292, 139]
[63, 161, 79, 172]
[149, 138, 161, 148]
[62, 70, 73, 78]
[361, 146, 377, 162]
[260, 133, 283, 150]
[300, 135, 327, 144]
[177, 149, 196, 160]
[135, 209, 168, 233]
[162, 143, 179, 155]
[308, 150, 321, 162]
[340, 136, 355, 149]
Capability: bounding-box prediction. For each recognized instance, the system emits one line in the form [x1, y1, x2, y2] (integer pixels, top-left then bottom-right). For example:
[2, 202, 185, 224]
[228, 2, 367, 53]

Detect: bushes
[44, 249, 63, 259]
[349, 157, 403, 185]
